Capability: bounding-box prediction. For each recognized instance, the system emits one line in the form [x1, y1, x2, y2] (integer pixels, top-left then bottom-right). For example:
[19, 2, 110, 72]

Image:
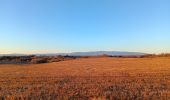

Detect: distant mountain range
[67, 51, 147, 56]
[0, 53, 27, 56]
[0, 51, 147, 56]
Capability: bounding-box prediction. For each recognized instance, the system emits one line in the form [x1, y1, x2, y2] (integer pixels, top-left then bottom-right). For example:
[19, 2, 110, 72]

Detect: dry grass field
[0, 57, 170, 100]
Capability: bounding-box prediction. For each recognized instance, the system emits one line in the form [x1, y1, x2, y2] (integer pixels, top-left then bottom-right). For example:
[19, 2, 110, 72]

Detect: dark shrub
[31, 58, 48, 64]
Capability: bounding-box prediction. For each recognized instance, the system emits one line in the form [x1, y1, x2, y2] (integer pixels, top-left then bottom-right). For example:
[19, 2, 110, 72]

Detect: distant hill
[0, 51, 147, 57]
[0, 54, 27, 56]
[67, 51, 147, 56]
[34, 51, 147, 56]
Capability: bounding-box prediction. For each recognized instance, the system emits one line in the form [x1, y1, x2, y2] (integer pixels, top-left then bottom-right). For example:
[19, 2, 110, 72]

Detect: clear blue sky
[0, 0, 170, 54]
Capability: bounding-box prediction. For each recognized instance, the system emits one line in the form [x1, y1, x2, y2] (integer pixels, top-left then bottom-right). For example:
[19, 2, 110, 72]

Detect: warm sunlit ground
[0, 57, 170, 100]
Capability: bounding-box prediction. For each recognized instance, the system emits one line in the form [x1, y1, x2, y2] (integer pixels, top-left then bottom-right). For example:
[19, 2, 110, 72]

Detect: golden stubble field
[0, 57, 170, 100]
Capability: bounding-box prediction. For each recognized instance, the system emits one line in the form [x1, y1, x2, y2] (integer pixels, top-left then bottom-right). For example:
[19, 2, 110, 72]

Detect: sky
[0, 0, 170, 54]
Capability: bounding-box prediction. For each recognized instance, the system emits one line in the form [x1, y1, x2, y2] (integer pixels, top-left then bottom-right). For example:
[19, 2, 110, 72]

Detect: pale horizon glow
[0, 0, 170, 54]
[0, 48, 170, 54]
